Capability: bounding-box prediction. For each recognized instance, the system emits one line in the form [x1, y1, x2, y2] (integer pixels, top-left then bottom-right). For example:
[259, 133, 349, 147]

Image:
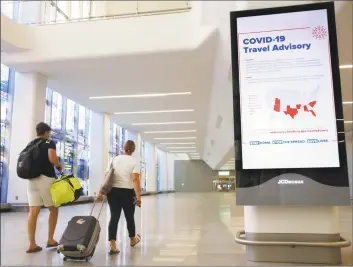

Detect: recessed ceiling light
[89, 92, 192, 100]
[167, 147, 197, 149]
[154, 137, 196, 140]
[340, 64, 353, 69]
[160, 142, 196, 145]
[115, 109, 194, 115]
[145, 130, 197, 134]
[133, 121, 196, 126]
[170, 150, 197, 153]
[343, 101, 353, 104]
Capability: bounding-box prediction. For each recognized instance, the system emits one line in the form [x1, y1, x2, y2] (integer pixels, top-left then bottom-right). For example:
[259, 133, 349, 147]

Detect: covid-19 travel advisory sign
[230, 2, 350, 205]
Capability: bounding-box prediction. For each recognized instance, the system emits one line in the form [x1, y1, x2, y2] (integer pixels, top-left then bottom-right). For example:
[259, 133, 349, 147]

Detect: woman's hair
[124, 140, 136, 154]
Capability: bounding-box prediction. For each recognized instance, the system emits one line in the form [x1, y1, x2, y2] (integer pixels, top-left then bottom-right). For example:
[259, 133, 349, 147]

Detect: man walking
[26, 122, 62, 253]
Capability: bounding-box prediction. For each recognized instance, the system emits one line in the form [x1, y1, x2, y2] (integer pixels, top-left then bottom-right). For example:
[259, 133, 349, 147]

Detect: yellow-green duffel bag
[51, 174, 83, 207]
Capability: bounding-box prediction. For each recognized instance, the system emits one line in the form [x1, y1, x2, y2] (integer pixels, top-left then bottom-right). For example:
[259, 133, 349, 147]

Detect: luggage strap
[89, 198, 105, 219]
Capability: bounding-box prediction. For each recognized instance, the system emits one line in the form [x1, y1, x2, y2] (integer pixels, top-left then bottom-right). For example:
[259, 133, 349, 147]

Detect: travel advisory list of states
[237, 9, 339, 169]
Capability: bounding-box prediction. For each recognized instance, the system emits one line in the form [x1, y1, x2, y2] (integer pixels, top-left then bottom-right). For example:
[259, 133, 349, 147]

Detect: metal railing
[235, 230, 351, 248]
[1, 1, 191, 26]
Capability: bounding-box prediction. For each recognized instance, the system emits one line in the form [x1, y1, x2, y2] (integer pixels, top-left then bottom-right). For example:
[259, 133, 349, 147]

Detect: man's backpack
[17, 139, 46, 179]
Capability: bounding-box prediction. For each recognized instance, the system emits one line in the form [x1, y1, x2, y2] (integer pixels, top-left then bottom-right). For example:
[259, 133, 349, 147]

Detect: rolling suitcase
[57, 199, 105, 262]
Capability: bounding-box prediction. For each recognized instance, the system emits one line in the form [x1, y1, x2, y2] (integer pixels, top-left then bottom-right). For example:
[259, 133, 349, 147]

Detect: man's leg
[28, 206, 41, 251]
[47, 206, 59, 246]
[27, 179, 43, 253]
[40, 175, 58, 246]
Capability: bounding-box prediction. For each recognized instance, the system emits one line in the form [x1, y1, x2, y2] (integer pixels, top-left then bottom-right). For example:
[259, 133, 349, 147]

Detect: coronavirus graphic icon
[312, 25, 328, 40]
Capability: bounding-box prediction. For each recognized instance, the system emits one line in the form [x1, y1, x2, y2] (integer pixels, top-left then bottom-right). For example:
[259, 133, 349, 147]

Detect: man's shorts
[27, 175, 55, 207]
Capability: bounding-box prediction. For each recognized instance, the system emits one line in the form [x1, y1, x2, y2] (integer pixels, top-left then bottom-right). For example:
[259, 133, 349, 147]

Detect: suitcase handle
[90, 197, 105, 219]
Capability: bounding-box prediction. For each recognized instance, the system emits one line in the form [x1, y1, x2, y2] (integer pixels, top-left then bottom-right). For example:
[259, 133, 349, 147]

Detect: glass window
[1, 1, 14, 19]
[45, 88, 52, 124]
[78, 105, 86, 144]
[70, 1, 80, 19]
[45, 89, 91, 195]
[66, 98, 76, 139]
[0, 64, 13, 203]
[82, 1, 90, 18]
[57, 1, 69, 15]
[1, 65, 9, 122]
[51, 91, 63, 130]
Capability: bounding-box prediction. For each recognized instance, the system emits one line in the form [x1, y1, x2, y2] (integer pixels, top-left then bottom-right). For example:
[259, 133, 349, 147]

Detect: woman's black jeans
[107, 187, 136, 241]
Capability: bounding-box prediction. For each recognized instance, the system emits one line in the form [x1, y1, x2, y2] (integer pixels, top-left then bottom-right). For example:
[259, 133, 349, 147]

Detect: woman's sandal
[109, 249, 120, 255]
[26, 246, 43, 253]
[130, 234, 141, 247]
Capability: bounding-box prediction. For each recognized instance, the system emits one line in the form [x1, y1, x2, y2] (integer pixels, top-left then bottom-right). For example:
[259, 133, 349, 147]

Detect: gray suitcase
[57, 199, 105, 262]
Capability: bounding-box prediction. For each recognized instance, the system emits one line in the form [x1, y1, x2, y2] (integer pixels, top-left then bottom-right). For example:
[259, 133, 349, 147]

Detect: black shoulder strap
[34, 138, 47, 147]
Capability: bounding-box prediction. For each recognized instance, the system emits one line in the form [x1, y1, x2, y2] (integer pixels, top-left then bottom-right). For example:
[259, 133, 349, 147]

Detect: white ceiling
[9, 31, 218, 157]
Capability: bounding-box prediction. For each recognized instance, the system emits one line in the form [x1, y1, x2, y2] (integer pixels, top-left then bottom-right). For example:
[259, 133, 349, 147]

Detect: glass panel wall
[0, 64, 14, 202]
[109, 121, 126, 162]
[45, 89, 91, 195]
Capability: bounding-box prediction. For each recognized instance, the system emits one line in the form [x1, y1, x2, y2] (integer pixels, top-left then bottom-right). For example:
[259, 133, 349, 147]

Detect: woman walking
[98, 140, 142, 255]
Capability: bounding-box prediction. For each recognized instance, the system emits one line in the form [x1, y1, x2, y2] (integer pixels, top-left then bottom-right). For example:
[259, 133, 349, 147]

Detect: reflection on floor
[1, 193, 352, 266]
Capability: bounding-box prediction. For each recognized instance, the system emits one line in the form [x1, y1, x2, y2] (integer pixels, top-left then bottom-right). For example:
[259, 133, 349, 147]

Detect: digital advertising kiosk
[230, 2, 351, 264]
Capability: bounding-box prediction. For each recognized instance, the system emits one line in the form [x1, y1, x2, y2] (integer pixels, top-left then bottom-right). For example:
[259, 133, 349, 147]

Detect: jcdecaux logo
[278, 179, 304, 185]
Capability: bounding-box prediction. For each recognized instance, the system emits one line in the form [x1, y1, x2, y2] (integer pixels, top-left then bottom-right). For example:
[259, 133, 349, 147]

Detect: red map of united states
[274, 98, 317, 119]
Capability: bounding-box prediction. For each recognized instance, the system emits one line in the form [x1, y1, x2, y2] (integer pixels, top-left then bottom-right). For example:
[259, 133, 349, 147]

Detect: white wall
[7, 72, 47, 203]
[1, 15, 33, 52]
[2, 10, 198, 67]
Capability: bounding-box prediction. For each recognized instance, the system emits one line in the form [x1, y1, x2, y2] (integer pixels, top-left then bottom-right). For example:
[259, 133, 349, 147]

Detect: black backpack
[17, 139, 46, 179]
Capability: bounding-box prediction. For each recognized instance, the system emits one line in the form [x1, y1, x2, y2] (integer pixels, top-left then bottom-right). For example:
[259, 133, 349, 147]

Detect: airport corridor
[1, 193, 352, 266]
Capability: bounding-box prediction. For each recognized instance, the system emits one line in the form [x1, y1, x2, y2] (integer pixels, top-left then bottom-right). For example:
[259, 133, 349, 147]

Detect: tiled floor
[1, 193, 352, 266]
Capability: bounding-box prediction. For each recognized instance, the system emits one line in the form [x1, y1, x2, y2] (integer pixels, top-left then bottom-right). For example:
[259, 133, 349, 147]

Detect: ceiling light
[167, 147, 197, 149]
[89, 92, 191, 100]
[160, 142, 196, 145]
[154, 137, 196, 140]
[340, 64, 353, 69]
[145, 130, 197, 134]
[343, 101, 353, 104]
[170, 150, 197, 153]
[115, 109, 194, 115]
[133, 121, 196, 126]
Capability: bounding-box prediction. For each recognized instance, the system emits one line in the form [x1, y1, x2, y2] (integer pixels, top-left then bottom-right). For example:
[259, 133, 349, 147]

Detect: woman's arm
[132, 173, 141, 206]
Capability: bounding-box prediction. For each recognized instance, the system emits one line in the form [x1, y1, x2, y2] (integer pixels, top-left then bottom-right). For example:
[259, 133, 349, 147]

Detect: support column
[88, 112, 109, 196]
[241, 206, 343, 264]
[7, 72, 47, 203]
[167, 153, 175, 191]
[146, 142, 157, 192]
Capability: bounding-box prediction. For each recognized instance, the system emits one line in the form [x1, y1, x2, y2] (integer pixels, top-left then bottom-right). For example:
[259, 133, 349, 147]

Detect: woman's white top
[106, 155, 140, 189]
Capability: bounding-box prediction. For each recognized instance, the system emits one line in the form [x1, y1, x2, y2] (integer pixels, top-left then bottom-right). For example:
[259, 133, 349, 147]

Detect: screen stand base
[234, 206, 351, 264]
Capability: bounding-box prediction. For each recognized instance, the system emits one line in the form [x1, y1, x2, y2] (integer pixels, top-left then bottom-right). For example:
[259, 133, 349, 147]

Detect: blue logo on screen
[272, 140, 305, 144]
[250, 141, 271, 145]
[307, 139, 328, 143]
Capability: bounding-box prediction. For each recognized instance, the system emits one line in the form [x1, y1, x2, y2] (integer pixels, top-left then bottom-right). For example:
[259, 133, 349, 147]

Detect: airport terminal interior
[1, 0, 352, 266]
